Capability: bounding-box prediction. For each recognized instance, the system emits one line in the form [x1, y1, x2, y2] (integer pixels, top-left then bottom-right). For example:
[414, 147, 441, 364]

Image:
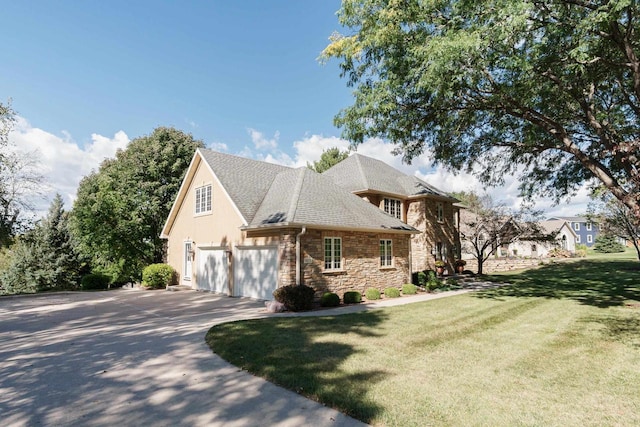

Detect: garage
[234, 246, 278, 300]
[196, 248, 229, 294]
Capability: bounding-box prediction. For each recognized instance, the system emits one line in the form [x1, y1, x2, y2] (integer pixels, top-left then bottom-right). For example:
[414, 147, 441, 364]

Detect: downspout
[296, 227, 307, 286]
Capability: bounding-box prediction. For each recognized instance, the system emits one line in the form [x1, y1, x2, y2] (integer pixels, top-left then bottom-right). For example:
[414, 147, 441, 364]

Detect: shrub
[365, 288, 381, 300]
[402, 283, 418, 295]
[384, 287, 400, 298]
[273, 284, 315, 311]
[142, 263, 175, 289]
[343, 291, 362, 304]
[81, 273, 111, 291]
[411, 271, 427, 286]
[320, 292, 340, 307]
[426, 270, 442, 291]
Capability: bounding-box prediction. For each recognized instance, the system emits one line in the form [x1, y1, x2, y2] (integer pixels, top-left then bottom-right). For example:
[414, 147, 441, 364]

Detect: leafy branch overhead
[323, 0, 640, 217]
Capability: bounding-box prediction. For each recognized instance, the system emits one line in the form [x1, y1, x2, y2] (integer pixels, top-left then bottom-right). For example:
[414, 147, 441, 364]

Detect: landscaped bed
[205, 258, 640, 426]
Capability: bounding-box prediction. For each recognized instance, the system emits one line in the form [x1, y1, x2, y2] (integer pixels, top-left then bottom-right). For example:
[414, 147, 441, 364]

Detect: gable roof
[548, 216, 589, 223]
[322, 153, 456, 200]
[162, 149, 417, 237]
[540, 220, 578, 238]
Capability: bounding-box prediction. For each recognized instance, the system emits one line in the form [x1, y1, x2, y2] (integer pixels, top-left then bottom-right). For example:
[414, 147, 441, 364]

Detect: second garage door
[234, 246, 278, 300]
[196, 248, 229, 294]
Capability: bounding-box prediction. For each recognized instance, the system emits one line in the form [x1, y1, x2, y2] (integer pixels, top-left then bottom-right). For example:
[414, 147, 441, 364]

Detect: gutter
[296, 227, 307, 286]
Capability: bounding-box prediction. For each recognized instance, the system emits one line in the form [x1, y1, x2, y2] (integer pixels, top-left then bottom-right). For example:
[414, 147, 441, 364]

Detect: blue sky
[2, 0, 588, 217]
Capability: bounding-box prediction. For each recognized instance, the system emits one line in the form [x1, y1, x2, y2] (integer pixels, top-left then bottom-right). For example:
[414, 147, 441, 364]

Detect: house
[507, 219, 578, 257]
[161, 149, 424, 300]
[322, 153, 461, 273]
[548, 216, 598, 246]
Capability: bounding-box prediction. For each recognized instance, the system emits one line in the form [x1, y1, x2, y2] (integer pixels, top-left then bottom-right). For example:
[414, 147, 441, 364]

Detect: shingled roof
[322, 153, 456, 200]
[198, 149, 416, 234]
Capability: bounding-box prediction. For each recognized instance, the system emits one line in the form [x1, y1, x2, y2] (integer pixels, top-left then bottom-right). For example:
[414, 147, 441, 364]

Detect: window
[574, 222, 580, 231]
[380, 239, 393, 267]
[183, 241, 193, 280]
[383, 198, 402, 219]
[586, 222, 592, 231]
[324, 237, 342, 270]
[436, 202, 444, 223]
[195, 184, 212, 214]
[587, 235, 593, 243]
[576, 235, 581, 243]
[436, 241, 444, 260]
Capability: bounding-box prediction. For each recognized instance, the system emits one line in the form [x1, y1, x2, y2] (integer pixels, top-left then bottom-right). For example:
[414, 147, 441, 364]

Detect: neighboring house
[161, 149, 418, 300]
[508, 220, 578, 257]
[322, 153, 461, 273]
[548, 216, 599, 247]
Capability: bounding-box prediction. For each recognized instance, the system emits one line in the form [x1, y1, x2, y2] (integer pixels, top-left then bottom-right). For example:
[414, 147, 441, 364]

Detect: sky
[2, 0, 590, 218]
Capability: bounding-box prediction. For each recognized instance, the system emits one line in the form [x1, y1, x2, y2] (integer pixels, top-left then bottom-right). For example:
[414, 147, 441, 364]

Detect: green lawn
[206, 257, 640, 426]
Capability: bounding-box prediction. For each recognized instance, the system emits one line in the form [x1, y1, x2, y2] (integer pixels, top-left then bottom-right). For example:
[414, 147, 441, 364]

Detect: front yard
[206, 258, 640, 426]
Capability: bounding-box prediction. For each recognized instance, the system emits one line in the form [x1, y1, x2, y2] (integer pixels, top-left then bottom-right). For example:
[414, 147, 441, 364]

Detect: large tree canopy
[71, 127, 204, 282]
[323, 0, 640, 216]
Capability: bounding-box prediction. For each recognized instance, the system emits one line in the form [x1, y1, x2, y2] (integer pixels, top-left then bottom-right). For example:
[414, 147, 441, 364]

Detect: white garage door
[196, 248, 229, 294]
[234, 246, 278, 300]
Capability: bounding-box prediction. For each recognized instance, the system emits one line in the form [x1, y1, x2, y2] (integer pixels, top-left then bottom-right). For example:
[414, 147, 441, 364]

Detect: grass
[206, 255, 640, 426]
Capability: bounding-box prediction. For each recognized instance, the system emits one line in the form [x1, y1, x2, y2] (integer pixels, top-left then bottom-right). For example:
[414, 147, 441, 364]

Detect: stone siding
[300, 229, 411, 297]
[464, 257, 544, 274]
[407, 198, 459, 272]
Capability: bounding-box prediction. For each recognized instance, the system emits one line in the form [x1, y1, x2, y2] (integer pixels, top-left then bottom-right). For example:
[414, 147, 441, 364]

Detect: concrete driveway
[0, 289, 366, 427]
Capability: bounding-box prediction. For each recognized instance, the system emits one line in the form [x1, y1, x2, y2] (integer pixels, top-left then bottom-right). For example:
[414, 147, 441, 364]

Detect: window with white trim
[380, 239, 393, 267]
[586, 222, 592, 231]
[587, 234, 593, 243]
[436, 202, 444, 223]
[324, 237, 342, 270]
[383, 198, 402, 219]
[195, 184, 212, 214]
[576, 235, 581, 243]
[183, 241, 193, 280]
[574, 222, 580, 231]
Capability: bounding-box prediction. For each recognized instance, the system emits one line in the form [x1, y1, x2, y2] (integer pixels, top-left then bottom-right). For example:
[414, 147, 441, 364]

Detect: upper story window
[574, 222, 580, 231]
[324, 237, 342, 271]
[586, 222, 592, 231]
[195, 184, 212, 215]
[383, 198, 402, 220]
[436, 202, 444, 223]
[380, 239, 393, 267]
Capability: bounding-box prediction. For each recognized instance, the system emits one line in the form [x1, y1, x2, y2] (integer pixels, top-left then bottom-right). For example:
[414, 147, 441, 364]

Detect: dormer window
[383, 198, 402, 220]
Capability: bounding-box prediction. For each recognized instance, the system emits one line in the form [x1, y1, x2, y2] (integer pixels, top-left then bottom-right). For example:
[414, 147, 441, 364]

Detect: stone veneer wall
[407, 198, 459, 272]
[301, 229, 411, 297]
[464, 257, 544, 274]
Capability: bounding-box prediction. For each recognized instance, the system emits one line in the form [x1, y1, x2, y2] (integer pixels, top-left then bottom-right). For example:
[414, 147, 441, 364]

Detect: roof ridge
[353, 153, 369, 189]
[285, 167, 307, 222]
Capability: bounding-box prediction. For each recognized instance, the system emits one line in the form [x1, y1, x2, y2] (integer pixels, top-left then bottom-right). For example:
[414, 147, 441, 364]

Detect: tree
[454, 191, 544, 274]
[591, 192, 640, 259]
[0, 99, 43, 246]
[71, 127, 204, 283]
[1, 195, 85, 294]
[308, 147, 350, 173]
[593, 233, 626, 253]
[323, 1, 640, 218]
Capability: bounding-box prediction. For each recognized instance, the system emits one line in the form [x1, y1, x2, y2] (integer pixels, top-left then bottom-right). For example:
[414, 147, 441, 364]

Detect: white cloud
[8, 117, 130, 214]
[247, 128, 279, 150]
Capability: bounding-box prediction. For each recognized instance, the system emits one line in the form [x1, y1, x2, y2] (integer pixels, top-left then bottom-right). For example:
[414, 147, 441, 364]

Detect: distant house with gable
[548, 216, 599, 247]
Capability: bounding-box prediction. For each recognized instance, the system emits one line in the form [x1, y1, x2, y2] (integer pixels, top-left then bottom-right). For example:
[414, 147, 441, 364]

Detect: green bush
[81, 273, 111, 290]
[343, 291, 362, 304]
[402, 283, 418, 295]
[273, 284, 316, 311]
[426, 270, 442, 291]
[365, 288, 381, 300]
[384, 287, 400, 298]
[142, 263, 175, 289]
[320, 292, 340, 307]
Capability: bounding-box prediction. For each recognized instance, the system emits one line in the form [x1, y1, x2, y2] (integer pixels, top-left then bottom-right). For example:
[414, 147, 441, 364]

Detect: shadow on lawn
[475, 259, 640, 309]
[206, 310, 388, 423]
